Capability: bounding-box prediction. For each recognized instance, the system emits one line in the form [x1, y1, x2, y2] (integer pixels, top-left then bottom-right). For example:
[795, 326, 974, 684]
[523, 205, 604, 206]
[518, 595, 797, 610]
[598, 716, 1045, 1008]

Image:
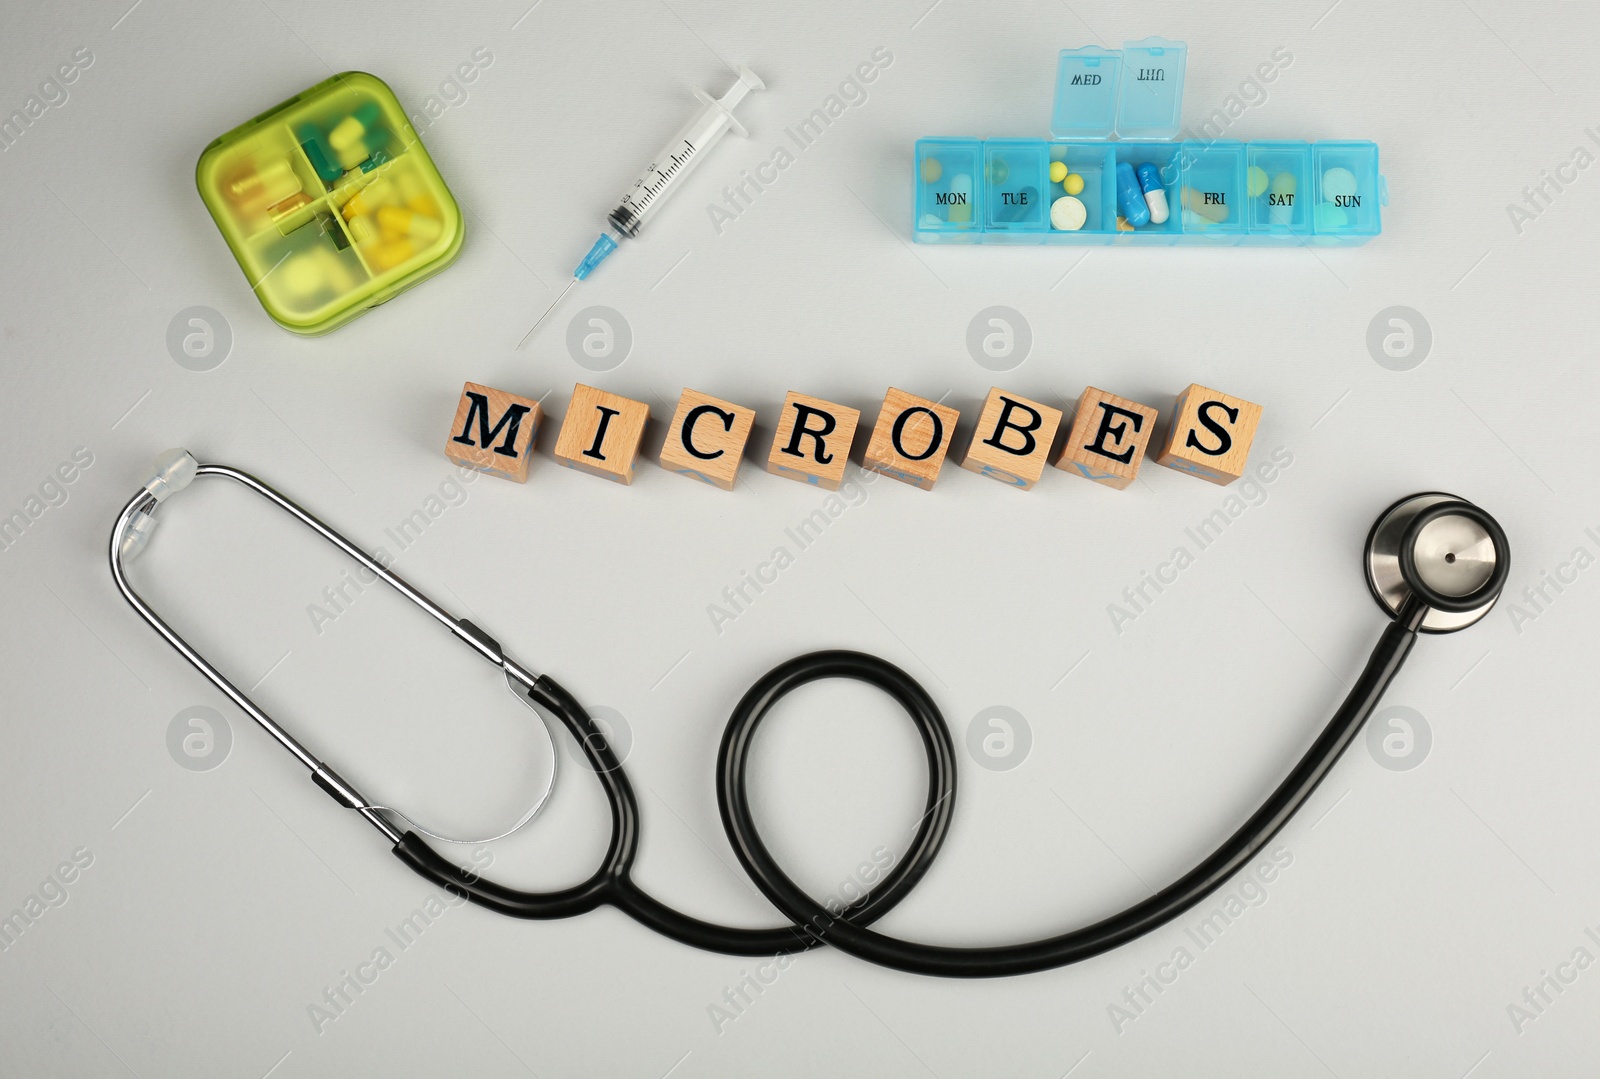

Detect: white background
[2, 1, 1597, 1075]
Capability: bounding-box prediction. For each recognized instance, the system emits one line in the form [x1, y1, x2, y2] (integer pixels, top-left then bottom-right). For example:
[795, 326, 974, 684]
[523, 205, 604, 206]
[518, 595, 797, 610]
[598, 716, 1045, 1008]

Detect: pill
[229, 156, 293, 198]
[1063, 172, 1084, 196]
[377, 205, 421, 238]
[267, 191, 313, 222]
[986, 159, 1009, 185]
[947, 174, 972, 222]
[346, 214, 377, 245]
[1135, 163, 1169, 225]
[1115, 162, 1149, 227]
[919, 213, 942, 228]
[297, 125, 343, 182]
[359, 148, 392, 173]
[329, 116, 364, 153]
[1313, 203, 1348, 230]
[1050, 195, 1086, 231]
[1049, 161, 1068, 184]
[1268, 172, 1298, 225]
[1247, 166, 1269, 198]
[280, 246, 353, 298]
[1115, 215, 1135, 232]
[407, 193, 442, 217]
[921, 157, 942, 184]
[335, 139, 369, 172]
[342, 178, 394, 220]
[1179, 185, 1229, 223]
[328, 103, 381, 151]
[368, 239, 415, 272]
[1322, 167, 1357, 203]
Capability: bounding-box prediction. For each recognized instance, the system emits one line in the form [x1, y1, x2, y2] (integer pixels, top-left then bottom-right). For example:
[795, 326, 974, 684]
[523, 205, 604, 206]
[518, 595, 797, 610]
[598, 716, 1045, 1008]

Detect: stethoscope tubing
[113, 460, 1439, 977]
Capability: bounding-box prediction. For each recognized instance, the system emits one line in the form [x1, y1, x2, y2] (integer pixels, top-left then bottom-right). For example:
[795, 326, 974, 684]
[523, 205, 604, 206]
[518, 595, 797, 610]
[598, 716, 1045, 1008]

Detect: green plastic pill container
[196, 71, 464, 335]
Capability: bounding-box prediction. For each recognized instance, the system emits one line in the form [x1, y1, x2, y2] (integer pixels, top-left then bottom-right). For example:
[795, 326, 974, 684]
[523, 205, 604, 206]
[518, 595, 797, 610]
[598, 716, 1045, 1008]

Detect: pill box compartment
[982, 140, 1049, 239]
[1047, 144, 1112, 235]
[914, 138, 983, 243]
[1312, 141, 1382, 238]
[197, 71, 463, 335]
[1177, 140, 1246, 241]
[1109, 143, 1181, 243]
[1244, 141, 1310, 237]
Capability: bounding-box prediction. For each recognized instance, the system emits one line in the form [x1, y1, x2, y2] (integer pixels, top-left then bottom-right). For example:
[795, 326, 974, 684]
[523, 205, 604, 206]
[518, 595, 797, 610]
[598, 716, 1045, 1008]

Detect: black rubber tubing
[394, 601, 1427, 977]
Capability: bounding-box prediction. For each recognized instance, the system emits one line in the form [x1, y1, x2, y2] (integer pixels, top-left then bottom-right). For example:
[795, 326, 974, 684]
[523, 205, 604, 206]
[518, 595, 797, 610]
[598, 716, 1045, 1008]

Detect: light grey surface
[1, 1, 1596, 1075]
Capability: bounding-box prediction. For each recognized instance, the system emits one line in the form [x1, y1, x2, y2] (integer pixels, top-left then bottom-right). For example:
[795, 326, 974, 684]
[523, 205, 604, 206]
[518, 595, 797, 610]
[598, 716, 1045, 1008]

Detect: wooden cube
[1056, 387, 1159, 490]
[863, 388, 961, 491]
[1155, 384, 1264, 486]
[444, 381, 543, 483]
[552, 383, 650, 484]
[765, 391, 861, 490]
[960, 387, 1063, 490]
[657, 388, 756, 491]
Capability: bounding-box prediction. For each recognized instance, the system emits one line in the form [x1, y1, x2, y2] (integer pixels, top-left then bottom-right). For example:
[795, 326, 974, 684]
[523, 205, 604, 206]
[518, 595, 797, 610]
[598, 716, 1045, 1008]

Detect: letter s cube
[1155, 384, 1263, 486]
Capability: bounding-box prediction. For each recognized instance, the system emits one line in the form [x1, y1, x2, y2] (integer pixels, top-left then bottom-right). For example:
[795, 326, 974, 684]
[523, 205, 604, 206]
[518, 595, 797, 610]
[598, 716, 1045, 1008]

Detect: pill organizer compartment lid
[1050, 37, 1186, 140]
[1114, 38, 1186, 139]
[1050, 45, 1122, 138]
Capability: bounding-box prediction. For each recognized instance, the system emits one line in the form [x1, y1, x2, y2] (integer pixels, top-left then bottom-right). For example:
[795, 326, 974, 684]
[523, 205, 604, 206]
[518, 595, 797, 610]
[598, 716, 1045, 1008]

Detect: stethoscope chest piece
[1365, 492, 1509, 633]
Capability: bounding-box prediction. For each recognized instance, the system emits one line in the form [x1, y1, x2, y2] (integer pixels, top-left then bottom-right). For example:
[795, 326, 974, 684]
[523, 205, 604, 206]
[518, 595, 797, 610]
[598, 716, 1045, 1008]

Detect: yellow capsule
[1115, 215, 1135, 232]
[341, 179, 393, 221]
[368, 239, 415, 272]
[335, 140, 368, 171]
[920, 157, 942, 183]
[346, 214, 377, 246]
[377, 204, 442, 244]
[328, 116, 364, 153]
[407, 193, 441, 218]
[377, 204, 410, 239]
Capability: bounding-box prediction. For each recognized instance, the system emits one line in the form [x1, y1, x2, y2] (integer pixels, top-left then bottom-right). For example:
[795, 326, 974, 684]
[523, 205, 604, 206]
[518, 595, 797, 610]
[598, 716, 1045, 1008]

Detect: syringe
[517, 66, 764, 349]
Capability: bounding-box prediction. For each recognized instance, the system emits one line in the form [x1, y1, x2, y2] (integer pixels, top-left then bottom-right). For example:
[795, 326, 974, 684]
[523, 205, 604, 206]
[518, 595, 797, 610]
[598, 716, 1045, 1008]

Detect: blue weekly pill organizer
[914, 38, 1386, 247]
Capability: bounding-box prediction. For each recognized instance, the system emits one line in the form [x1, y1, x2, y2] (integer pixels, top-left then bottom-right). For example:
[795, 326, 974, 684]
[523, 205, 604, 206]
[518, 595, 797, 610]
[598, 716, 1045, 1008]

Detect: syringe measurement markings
[627, 143, 697, 210]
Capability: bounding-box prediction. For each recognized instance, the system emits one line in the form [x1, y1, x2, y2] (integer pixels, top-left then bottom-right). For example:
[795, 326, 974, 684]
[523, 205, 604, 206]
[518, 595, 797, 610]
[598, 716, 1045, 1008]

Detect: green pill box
[196, 71, 464, 335]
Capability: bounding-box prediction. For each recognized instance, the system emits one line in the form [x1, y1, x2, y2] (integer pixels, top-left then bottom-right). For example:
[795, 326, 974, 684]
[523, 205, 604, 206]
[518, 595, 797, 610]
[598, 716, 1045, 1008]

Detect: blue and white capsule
[1136, 163, 1170, 225]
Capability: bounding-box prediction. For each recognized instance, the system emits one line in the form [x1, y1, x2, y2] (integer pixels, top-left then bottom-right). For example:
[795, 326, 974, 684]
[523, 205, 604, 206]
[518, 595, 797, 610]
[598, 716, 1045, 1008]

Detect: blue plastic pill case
[914, 37, 1387, 246]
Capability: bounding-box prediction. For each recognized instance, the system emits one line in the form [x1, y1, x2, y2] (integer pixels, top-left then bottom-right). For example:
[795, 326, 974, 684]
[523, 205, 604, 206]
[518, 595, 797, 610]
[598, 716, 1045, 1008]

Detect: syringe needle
[517, 279, 577, 350]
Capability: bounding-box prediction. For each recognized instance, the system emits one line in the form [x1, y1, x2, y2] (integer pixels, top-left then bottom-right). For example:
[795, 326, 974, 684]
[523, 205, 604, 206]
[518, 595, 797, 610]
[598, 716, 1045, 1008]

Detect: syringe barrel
[608, 67, 762, 238]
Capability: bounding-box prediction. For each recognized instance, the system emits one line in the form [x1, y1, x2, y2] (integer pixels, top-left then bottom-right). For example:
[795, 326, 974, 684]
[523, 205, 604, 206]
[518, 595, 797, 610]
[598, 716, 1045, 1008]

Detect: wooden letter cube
[1155, 384, 1264, 486]
[658, 388, 756, 491]
[960, 387, 1063, 490]
[444, 381, 543, 483]
[863, 388, 960, 491]
[552, 383, 650, 484]
[765, 391, 861, 490]
[1056, 387, 1159, 490]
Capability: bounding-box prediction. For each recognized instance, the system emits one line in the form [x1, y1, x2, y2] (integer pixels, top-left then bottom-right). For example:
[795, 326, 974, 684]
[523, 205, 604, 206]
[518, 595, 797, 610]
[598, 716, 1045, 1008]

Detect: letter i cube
[444, 381, 543, 483]
[1155, 384, 1263, 485]
[553, 383, 651, 484]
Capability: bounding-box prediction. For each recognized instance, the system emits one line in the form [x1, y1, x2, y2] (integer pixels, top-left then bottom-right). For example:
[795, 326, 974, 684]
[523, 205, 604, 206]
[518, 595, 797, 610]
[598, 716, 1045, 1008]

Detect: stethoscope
[110, 450, 1510, 977]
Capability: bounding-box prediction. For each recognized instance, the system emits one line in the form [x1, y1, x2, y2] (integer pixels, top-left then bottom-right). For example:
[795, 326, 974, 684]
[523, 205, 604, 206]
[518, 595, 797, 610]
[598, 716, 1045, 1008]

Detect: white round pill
[1322, 167, 1358, 203]
[1050, 195, 1086, 231]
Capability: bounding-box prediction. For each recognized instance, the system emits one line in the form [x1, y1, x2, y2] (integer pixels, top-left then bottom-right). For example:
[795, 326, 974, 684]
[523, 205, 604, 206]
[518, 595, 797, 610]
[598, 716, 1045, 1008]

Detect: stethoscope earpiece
[1365, 492, 1509, 632]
